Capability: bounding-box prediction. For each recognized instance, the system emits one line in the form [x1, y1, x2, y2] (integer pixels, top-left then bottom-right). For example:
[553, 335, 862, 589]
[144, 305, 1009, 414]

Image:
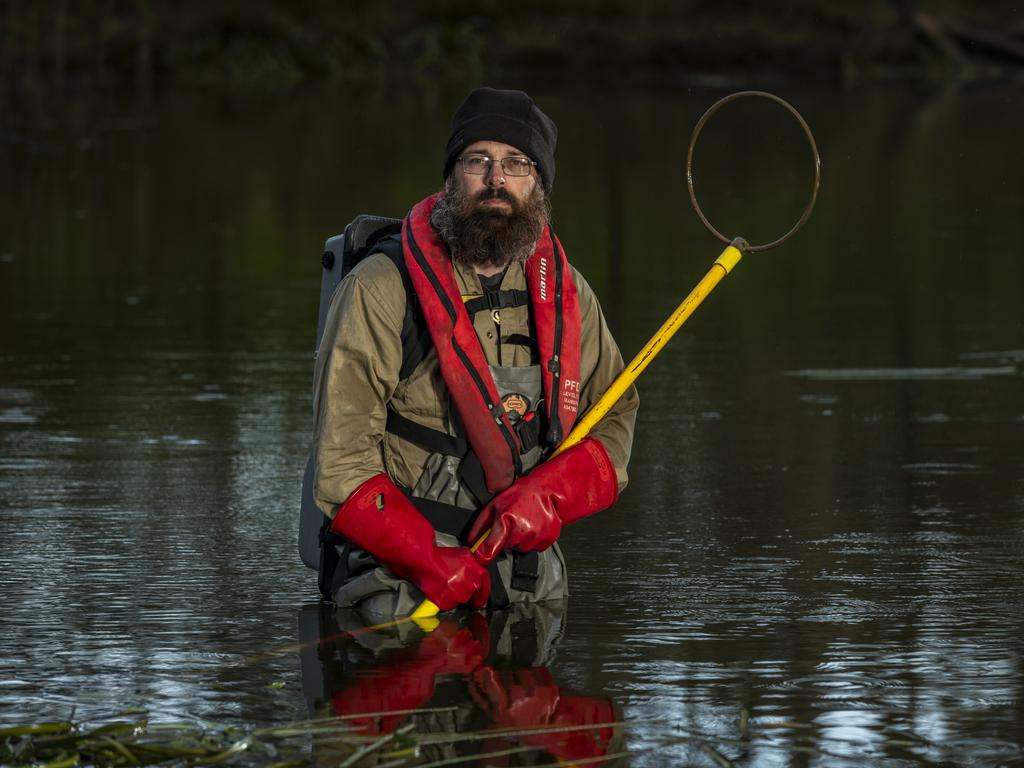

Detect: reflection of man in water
[312, 87, 638, 616]
[297, 604, 623, 764]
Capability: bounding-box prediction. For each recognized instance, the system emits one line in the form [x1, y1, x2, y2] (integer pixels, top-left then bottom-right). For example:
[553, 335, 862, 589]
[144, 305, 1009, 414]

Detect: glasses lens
[461, 155, 489, 174]
[502, 157, 534, 176]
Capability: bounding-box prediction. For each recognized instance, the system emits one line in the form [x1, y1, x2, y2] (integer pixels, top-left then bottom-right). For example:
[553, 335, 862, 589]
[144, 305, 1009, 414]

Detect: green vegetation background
[4, 0, 1024, 91]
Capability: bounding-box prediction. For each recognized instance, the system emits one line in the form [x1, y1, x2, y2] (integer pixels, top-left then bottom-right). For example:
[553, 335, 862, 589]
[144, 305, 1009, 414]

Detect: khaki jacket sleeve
[571, 266, 639, 490]
[312, 255, 406, 517]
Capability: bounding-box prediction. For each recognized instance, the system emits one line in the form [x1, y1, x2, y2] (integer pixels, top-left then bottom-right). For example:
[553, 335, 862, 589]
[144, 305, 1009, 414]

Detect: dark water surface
[2, 82, 1023, 765]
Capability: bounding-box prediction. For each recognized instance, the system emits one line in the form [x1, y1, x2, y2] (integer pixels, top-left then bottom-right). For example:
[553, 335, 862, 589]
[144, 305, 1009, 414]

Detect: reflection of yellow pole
[410, 240, 746, 621]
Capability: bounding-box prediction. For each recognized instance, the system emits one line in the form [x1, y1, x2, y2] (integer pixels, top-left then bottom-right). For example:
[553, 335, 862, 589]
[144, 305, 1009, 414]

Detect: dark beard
[430, 183, 549, 272]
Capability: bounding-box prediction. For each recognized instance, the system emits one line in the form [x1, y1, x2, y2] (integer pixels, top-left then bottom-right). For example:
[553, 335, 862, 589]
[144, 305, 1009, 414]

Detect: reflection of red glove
[470, 666, 617, 760]
[471, 666, 560, 727]
[329, 474, 489, 610]
[543, 695, 618, 761]
[468, 438, 618, 564]
[332, 618, 488, 734]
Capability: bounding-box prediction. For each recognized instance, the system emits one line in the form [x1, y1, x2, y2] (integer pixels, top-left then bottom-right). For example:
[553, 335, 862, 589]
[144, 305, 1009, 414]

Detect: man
[312, 87, 638, 617]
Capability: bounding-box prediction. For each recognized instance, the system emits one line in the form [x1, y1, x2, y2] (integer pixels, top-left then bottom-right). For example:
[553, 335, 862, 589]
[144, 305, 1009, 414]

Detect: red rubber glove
[467, 438, 618, 564]
[328, 473, 490, 611]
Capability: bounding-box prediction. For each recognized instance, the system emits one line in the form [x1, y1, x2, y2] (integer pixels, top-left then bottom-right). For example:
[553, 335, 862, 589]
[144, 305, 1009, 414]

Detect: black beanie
[443, 87, 557, 193]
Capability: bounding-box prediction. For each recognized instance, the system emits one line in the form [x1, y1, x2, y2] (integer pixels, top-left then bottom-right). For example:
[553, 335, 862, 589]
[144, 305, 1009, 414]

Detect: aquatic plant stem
[338, 723, 415, 768]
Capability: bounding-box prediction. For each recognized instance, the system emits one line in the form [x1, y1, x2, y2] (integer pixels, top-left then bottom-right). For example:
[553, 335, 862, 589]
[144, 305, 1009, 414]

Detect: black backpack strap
[317, 519, 353, 600]
[486, 560, 511, 610]
[341, 218, 403, 276]
[455, 450, 493, 508]
[384, 405, 493, 508]
[405, 494, 477, 541]
[370, 234, 433, 381]
[386, 406, 467, 457]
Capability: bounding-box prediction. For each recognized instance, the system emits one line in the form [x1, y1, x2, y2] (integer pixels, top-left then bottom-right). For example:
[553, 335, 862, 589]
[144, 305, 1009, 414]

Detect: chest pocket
[488, 363, 544, 474]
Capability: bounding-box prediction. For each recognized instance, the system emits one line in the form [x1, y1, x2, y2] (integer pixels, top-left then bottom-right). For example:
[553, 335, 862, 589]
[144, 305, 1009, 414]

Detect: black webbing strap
[398, 327, 432, 381]
[457, 450, 494, 508]
[407, 495, 476, 541]
[501, 333, 537, 352]
[487, 560, 511, 609]
[485, 550, 540, 608]
[317, 518, 345, 599]
[318, 519, 360, 600]
[386, 407, 467, 457]
[384, 407, 494, 507]
[371, 236, 433, 381]
[511, 551, 540, 592]
[463, 289, 529, 317]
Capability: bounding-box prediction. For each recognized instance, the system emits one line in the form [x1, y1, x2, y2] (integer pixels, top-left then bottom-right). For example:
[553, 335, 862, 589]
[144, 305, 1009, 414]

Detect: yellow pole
[410, 239, 746, 620]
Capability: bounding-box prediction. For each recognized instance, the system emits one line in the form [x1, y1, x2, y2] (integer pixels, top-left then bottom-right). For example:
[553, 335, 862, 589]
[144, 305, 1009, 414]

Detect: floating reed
[0, 712, 636, 767]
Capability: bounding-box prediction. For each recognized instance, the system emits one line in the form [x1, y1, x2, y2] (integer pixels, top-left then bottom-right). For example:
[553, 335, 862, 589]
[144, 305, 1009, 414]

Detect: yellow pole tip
[715, 244, 744, 274]
[409, 599, 440, 620]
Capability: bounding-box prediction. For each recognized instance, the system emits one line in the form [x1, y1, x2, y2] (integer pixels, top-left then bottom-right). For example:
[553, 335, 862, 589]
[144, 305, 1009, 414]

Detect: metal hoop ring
[686, 90, 821, 253]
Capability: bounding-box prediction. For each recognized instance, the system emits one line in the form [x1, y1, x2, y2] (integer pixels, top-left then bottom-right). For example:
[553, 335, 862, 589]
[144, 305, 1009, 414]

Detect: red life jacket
[402, 192, 582, 495]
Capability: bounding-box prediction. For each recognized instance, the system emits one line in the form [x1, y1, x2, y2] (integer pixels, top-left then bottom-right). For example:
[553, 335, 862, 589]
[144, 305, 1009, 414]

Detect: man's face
[451, 140, 539, 213]
[432, 139, 548, 273]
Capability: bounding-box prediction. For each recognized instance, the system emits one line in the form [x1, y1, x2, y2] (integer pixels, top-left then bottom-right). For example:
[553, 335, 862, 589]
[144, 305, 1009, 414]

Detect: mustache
[475, 188, 515, 205]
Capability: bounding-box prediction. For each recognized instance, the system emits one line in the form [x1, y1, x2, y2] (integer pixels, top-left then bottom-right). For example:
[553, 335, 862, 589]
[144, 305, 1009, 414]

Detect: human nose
[485, 159, 506, 186]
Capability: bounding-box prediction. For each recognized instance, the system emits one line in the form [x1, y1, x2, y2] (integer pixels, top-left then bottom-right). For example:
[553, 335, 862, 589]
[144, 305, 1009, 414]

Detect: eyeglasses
[457, 154, 537, 177]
